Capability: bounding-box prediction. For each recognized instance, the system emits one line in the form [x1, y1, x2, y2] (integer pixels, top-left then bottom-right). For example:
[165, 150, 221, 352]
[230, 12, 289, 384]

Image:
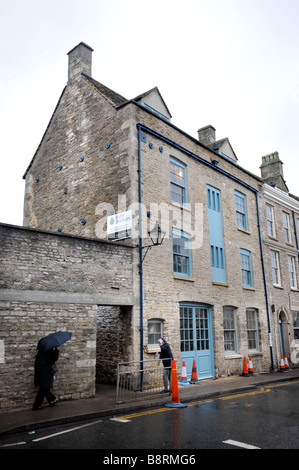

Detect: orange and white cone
[179, 361, 190, 385]
[284, 354, 289, 371]
[240, 357, 249, 377]
[165, 360, 187, 408]
[190, 360, 200, 384]
[279, 354, 286, 372]
[248, 356, 255, 375]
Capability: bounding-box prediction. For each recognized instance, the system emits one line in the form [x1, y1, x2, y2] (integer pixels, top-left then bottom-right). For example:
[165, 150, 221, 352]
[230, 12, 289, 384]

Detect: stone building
[259, 152, 299, 368]
[21, 42, 278, 383]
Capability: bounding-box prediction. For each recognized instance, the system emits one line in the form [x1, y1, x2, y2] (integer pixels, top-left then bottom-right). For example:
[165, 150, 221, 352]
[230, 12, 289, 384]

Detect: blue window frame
[234, 190, 247, 230]
[240, 249, 253, 287]
[207, 185, 226, 283]
[170, 157, 187, 205]
[173, 229, 191, 277]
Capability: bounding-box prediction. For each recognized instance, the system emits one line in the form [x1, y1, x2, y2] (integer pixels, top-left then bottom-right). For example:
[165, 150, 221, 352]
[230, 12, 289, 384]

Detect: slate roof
[82, 74, 128, 107]
[208, 137, 238, 162]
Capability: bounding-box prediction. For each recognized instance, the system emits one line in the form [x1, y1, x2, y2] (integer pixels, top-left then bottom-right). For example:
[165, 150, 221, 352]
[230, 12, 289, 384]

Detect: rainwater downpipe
[137, 125, 144, 390]
[256, 192, 274, 371]
[292, 211, 299, 260]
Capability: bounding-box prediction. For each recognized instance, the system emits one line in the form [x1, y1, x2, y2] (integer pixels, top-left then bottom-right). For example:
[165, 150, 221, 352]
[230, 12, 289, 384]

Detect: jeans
[163, 368, 171, 391]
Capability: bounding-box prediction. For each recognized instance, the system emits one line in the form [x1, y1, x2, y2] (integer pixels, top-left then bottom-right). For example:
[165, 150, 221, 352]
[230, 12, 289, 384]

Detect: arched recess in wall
[278, 309, 291, 359]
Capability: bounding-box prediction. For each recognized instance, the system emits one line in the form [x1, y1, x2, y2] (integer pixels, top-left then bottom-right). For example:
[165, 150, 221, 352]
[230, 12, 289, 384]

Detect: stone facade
[0, 223, 133, 410]
[259, 184, 299, 368]
[21, 42, 277, 382]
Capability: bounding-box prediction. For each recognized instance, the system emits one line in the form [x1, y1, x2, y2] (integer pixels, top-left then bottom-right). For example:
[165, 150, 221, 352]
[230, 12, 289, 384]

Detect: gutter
[136, 122, 274, 373]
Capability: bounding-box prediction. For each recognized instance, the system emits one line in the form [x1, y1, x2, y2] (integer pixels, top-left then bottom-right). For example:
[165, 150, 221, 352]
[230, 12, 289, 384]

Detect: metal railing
[116, 358, 172, 404]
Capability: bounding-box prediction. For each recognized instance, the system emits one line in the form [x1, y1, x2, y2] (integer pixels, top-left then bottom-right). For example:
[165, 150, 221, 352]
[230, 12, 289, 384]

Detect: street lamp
[140, 221, 166, 264]
[148, 221, 166, 246]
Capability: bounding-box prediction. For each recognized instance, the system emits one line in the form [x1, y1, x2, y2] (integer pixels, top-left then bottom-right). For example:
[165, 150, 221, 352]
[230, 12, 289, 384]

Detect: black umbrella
[37, 331, 72, 351]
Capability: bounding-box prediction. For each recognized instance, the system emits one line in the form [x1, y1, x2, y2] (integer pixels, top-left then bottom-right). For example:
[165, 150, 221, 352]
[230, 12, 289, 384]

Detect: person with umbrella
[32, 331, 71, 411]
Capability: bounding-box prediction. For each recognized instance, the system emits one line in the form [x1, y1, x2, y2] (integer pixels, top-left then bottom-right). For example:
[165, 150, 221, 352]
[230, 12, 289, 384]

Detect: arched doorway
[278, 311, 290, 359]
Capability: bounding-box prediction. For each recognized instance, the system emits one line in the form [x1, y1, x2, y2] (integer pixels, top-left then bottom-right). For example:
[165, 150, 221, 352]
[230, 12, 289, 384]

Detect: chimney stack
[260, 151, 284, 181]
[197, 125, 216, 146]
[67, 42, 93, 82]
[260, 151, 288, 192]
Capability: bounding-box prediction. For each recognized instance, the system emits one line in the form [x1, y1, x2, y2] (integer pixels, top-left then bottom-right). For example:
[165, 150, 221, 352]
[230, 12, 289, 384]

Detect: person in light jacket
[158, 337, 173, 392]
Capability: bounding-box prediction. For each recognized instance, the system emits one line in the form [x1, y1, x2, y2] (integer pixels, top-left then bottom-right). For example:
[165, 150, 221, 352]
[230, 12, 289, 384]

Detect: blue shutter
[207, 185, 226, 283]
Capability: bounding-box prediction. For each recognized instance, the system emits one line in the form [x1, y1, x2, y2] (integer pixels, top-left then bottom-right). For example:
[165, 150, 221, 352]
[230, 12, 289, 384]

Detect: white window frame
[148, 319, 163, 349]
[223, 307, 238, 354]
[270, 250, 281, 286]
[288, 255, 297, 289]
[266, 204, 275, 238]
[246, 308, 259, 353]
[283, 212, 291, 244]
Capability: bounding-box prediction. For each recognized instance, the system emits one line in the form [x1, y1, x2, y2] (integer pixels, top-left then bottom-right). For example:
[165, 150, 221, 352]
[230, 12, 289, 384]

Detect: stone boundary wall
[0, 223, 134, 410]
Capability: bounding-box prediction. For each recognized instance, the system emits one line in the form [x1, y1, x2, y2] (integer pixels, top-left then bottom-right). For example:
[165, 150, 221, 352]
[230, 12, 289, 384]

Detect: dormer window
[134, 87, 172, 123]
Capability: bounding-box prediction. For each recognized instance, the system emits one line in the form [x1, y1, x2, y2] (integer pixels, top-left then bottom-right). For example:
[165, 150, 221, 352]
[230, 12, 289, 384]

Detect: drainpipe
[292, 211, 299, 260]
[137, 124, 144, 390]
[256, 192, 274, 371]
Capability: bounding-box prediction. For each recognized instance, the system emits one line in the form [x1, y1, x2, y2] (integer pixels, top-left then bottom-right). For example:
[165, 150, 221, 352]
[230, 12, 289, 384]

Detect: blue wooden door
[180, 304, 214, 380]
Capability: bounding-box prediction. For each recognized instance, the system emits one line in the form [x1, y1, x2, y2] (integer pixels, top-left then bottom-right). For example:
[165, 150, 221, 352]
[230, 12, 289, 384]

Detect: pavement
[1, 368, 299, 438]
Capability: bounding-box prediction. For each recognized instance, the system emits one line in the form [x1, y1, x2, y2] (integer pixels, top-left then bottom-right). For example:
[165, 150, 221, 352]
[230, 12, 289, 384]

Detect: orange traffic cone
[240, 357, 249, 377]
[190, 360, 200, 384]
[279, 354, 286, 372]
[284, 354, 289, 371]
[248, 356, 255, 376]
[165, 360, 187, 408]
[179, 361, 190, 386]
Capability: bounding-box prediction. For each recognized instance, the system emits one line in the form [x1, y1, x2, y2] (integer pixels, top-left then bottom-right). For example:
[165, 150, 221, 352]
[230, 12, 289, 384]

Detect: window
[270, 250, 281, 286]
[283, 212, 291, 243]
[173, 229, 191, 277]
[292, 312, 299, 340]
[170, 158, 186, 205]
[240, 249, 253, 287]
[266, 204, 275, 237]
[223, 307, 238, 354]
[148, 319, 163, 348]
[288, 255, 297, 289]
[234, 191, 247, 230]
[207, 185, 226, 283]
[246, 309, 259, 352]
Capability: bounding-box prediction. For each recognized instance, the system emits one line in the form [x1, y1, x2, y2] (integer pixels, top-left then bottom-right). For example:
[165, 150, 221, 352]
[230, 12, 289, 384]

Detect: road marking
[223, 439, 261, 449]
[110, 418, 131, 423]
[116, 380, 299, 421]
[32, 419, 103, 442]
[0, 441, 26, 448]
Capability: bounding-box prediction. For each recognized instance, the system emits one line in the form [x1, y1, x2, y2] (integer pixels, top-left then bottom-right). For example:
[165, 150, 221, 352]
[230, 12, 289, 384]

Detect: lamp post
[139, 221, 166, 391]
[140, 221, 166, 265]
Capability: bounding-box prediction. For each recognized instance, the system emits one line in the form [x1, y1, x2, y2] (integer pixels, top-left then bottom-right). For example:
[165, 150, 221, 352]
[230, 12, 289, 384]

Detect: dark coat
[159, 337, 174, 368]
[34, 348, 59, 389]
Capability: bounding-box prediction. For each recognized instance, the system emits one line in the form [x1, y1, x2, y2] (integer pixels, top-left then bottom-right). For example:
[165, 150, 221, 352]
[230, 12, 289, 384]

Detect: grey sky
[1, 0, 299, 225]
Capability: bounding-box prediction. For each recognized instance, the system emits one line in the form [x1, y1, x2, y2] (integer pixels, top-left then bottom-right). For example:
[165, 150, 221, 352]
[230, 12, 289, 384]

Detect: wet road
[1, 380, 298, 452]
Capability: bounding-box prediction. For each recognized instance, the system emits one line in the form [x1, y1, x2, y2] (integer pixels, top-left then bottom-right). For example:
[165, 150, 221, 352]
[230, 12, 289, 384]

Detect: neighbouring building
[259, 152, 299, 368]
